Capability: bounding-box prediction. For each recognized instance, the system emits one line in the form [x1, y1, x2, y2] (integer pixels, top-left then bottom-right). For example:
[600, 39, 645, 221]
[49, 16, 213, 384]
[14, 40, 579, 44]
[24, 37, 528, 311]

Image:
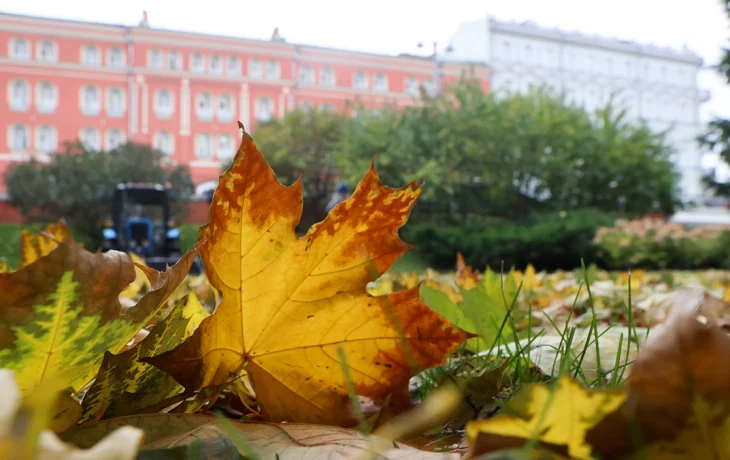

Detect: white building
[445, 16, 710, 204]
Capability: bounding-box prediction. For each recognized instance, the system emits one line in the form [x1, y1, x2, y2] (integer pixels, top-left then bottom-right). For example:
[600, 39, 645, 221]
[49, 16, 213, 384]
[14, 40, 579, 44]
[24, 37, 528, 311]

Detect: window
[154, 131, 174, 156]
[37, 40, 57, 62]
[10, 38, 30, 60]
[210, 55, 223, 75]
[320, 67, 335, 87]
[191, 53, 205, 73]
[107, 87, 125, 117]
[10, 124, 29, 152]
[195, 133, 212, 159]
[299, 101, 314, 112]
[108, 47, 124, 67]
[404, 77, 419, 95]
[321, 102, 335, 113]
[155, 89, 174, 119]
[168, 50, 181, 70]
[36, 82, 57, 113]
[248, 58, 262, 79]
[353, 71, 368, 90]
[106, 129, 125, 151]
[148, 49, 162, 68]
[35, 125, 57, 154]
[81, 85, 101, 115]
[196, 92, 213, 120]
[299, 65, 314, 85]
[217, 94, 234, 122]
[218, 134, 234, 160]
[227, 56, 241, 75]
[373, 73, 388, 92]
[255, 97, 273, 122]
[83, 44, 101, 66]
[80, 127, 101, 151]
[9, 80, 30, 111]
[266, 60, 280, 80]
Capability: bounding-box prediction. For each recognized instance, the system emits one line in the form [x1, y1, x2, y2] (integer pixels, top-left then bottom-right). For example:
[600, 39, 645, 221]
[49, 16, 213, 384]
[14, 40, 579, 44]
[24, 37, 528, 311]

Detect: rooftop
[487, 16, 703, 65]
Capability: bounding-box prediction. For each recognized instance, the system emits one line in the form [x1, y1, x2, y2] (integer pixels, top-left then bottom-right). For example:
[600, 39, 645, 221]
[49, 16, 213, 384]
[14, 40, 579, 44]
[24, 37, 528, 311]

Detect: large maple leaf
[146, 124, 472, 425]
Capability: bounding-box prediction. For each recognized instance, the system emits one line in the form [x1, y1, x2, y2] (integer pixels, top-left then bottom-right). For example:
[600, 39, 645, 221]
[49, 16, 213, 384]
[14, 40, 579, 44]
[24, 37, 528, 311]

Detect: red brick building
[0, 12, 490, 220]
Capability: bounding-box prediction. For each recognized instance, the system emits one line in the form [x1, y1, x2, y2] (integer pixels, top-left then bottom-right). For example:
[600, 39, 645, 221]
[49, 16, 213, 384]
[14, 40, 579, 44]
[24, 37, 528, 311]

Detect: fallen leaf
[585, 287, 730, 458]
[145, 127, 472, 425]
[19, 220, 72, 269]
[67, 413, 459, 459]
[119, 253, 152, 300]
[0, 369, 143, 460]
[420, 280, 513, 353]
[0, 237, 196, 394]
[455, 252, 480, 290]
[48, 389, 82, 434]
[465, 377, 625, 459]
[80, 293, 209, 423]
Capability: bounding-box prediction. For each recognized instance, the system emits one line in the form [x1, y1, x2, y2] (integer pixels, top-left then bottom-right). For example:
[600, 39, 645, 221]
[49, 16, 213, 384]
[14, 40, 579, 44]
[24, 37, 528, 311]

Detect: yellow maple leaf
[146, 126, 472, 425]
[466, 377, 625, 459]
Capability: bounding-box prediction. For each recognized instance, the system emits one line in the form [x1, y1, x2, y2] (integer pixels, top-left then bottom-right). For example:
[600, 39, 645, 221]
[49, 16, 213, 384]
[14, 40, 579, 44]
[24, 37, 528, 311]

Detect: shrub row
[593, 217, 730, 270]
[402, 208, 617, 271]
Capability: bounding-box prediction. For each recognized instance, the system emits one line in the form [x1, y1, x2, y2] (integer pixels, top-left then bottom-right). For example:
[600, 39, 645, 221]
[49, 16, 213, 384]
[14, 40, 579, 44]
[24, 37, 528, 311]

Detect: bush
[402, 208, 617, 271]
[593, 217, 730, 270]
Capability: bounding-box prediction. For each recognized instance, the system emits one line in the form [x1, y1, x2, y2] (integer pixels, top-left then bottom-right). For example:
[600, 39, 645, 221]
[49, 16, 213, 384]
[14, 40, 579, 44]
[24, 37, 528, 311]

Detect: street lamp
[417, 41, 454, 94]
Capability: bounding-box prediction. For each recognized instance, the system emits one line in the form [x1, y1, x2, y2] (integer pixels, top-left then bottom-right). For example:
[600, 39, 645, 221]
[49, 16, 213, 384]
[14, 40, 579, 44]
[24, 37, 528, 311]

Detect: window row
[145, 49, 281, 79]
[193, 133, 236, 160]
[7, 124, 126, 154]
[9, 80, 127, 116]
[8, 37, 126, 67]
[298, 101, 336, 113]
[8, 80, 59, 113]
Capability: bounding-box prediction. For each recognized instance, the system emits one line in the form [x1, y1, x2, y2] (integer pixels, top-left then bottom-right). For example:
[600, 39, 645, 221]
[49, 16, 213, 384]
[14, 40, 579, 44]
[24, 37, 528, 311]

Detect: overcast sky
[3, 0, 730, 164]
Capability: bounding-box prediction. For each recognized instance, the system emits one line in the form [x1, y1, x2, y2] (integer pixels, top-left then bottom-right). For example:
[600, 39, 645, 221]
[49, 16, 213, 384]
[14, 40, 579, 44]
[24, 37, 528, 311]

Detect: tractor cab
[101, 182, 182, 271]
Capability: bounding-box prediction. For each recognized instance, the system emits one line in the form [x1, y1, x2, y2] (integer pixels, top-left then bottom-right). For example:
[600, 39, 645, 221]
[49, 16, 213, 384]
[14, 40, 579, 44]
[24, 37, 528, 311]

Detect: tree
[6, 141, 194, 248]
[228, 109, 347, 231]
[337, 81, 680, 223]
[698, 0, 730, 197]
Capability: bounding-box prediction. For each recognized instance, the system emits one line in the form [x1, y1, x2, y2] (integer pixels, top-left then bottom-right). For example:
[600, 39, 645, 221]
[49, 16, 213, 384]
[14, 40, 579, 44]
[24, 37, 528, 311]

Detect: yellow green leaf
[80, 293, 209, 423]
[0, 238, 196, 394]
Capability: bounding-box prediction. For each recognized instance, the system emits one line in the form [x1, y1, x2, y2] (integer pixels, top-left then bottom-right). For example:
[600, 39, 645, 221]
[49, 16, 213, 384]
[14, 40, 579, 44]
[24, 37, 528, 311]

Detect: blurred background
[2, 0, 730, 273]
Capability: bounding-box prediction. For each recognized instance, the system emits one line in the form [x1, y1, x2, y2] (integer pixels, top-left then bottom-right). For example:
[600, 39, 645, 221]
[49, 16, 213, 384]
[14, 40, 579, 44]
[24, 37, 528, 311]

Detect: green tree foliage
[338, 82, 679, 222]
[6, 142, 194, 247]
[699, 0, 730, 196]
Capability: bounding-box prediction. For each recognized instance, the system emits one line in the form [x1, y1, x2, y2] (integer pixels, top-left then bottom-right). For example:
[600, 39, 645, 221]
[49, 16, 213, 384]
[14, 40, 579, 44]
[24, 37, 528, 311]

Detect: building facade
[0, 12, 490, 204]
[446, 16, 710, 204]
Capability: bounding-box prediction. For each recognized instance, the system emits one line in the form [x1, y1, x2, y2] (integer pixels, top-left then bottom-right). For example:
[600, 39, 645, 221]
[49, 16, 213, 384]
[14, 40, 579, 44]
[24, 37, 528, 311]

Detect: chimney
[271, 27, 280, 41]
[139, 10, 150, 28]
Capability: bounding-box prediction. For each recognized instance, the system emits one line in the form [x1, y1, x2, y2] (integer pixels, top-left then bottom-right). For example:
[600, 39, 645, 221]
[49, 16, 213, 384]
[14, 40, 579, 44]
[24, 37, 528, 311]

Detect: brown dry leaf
[585, 287, 730, 458]
[67, 413, 459, 459]
[145, 126, 473, 425]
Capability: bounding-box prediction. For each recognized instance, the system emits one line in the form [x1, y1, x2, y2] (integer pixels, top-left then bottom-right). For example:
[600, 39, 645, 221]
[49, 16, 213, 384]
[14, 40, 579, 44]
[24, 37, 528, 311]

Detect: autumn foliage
[2, 125, 730, 458]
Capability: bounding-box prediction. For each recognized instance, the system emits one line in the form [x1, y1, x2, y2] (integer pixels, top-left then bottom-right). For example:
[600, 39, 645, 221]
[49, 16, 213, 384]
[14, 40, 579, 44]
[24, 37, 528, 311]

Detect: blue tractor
[101, 183, 185, 272]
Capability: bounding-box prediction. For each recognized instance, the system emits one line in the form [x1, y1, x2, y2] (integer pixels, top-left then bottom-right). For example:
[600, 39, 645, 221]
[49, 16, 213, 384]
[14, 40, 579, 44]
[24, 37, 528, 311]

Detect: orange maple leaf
[146, 124, 472, 425]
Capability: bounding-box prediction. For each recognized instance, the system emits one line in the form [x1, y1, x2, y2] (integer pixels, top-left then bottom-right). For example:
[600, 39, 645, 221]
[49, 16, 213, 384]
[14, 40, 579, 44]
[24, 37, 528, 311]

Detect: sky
[3, 0, 730, 167]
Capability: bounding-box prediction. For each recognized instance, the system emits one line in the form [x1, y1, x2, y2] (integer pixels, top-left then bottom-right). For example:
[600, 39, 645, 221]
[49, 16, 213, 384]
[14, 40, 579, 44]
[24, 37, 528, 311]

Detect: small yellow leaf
[466, 377, 625, 459]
